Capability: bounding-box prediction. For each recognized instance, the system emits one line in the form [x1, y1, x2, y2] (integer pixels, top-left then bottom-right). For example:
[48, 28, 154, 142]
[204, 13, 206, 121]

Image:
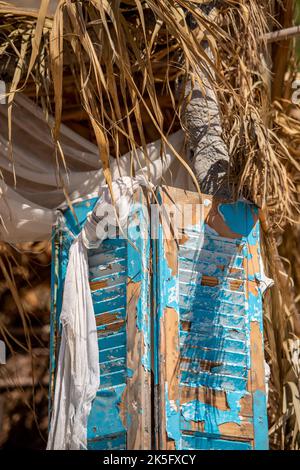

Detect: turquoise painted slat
[49, 189, 151, 450]
[181, 434, 253, 451]
[154, 186, 268, 451]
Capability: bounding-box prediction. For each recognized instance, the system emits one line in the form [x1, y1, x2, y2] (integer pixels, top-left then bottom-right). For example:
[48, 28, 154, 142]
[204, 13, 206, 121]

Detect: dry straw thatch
[0, 0, 299, 449]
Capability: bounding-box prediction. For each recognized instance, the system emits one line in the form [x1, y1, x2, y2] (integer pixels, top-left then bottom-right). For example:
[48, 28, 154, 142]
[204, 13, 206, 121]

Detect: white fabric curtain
[0, 94, 192, 243]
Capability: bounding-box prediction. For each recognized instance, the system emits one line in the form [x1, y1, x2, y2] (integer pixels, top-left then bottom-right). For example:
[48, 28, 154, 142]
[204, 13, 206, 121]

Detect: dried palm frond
[0, 1, 298, 218]
[0, 0, 229, 191]
[0, 0, 299, 449]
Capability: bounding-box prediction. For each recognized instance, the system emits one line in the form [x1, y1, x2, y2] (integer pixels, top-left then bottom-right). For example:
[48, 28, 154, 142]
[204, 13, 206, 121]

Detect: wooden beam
[264, 25, 300, 43]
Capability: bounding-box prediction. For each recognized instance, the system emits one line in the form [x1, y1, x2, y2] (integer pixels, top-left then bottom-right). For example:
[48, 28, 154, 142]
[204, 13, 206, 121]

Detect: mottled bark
[181, 3, 232, 199]
[181, 44, 231, 199]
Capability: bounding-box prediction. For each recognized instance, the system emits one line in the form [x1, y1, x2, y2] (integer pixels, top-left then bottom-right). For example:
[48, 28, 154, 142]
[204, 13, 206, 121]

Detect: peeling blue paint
[253, 390, 269, 450]
[155, 188, 268, 451]
[181, 433, 252, 450]
[181, 390, 246, 435]
[127, 367, 134, 378]
[50, 188, 268, 451]
[248, 291, 263, 326]
[127, 192, 151, 372]
[165, 384, 181, 447]
[219, 201, 258, 238]
[50, 191, 151, 450]
[87, 385, 126, 439]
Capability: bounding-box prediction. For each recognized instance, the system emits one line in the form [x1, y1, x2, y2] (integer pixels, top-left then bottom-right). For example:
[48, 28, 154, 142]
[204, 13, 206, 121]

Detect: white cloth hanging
[0, 94, 193, 243]
[46, 235, 98, 450]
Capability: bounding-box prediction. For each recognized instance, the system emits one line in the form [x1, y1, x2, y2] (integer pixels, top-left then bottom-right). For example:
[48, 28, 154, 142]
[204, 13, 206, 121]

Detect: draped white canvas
[0, 94, 192, 243]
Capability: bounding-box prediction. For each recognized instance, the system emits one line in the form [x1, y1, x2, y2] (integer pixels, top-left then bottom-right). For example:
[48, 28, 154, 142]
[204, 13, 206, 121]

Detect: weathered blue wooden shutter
[50, 185, 268, 450]
[153, 186, 268, 450]
[49, 188, 151, 450]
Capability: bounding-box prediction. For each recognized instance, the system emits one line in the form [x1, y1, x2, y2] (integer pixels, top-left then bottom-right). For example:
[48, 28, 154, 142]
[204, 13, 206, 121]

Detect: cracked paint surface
[155, 187, 268, 451]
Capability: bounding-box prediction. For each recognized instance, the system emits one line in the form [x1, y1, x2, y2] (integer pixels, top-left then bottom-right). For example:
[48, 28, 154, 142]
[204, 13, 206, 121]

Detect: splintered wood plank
[154, 186, 181, 450]
[125, 188, 151, 449]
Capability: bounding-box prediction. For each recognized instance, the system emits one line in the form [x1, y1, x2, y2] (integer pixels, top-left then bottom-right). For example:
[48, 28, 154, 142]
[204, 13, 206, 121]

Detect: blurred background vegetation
[296, 0, 300, 57]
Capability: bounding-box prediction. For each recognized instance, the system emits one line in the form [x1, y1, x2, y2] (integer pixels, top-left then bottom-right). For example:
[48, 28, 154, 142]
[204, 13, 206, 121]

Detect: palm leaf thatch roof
[0, 0, 299, 449]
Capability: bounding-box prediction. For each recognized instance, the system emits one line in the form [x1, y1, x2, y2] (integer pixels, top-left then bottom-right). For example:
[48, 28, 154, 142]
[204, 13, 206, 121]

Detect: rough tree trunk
[181, 4, 231, 199]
